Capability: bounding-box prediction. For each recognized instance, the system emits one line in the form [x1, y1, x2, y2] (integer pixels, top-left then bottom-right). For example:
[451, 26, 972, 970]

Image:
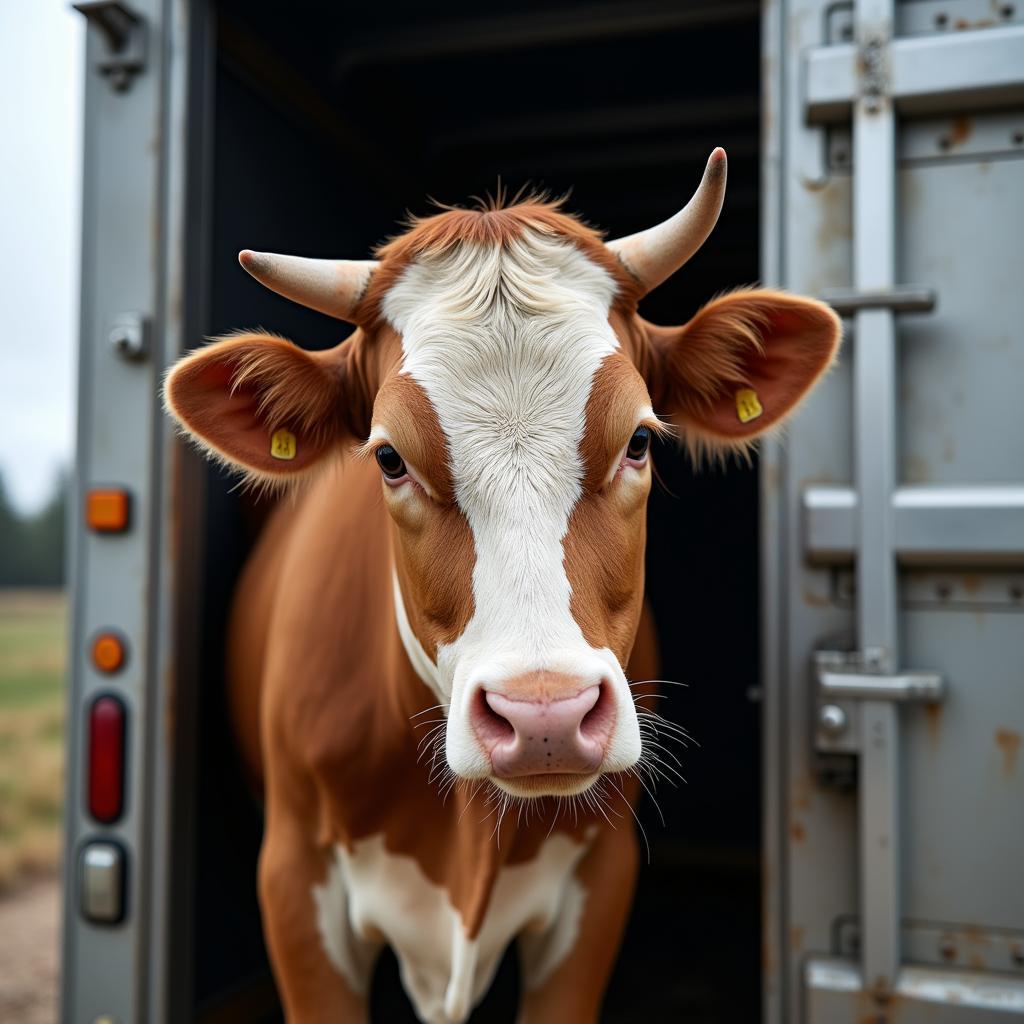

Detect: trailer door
[762, 0, 1024, 1020]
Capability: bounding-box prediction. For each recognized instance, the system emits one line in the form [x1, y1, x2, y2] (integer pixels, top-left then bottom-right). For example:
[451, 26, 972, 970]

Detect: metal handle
[820, 286, 936, 316]
[819, 669, 943, 702]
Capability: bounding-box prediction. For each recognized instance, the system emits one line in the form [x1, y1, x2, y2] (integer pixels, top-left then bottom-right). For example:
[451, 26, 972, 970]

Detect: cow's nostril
[474, 689, 516, 745]
[580, 683, 614, 743]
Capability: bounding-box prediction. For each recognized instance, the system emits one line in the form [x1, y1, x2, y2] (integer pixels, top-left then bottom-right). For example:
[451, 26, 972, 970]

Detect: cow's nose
[473, 685, 614, 777]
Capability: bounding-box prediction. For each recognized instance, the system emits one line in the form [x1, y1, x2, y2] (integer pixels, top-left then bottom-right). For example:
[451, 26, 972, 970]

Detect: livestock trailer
[63, 0, 1024, 1021]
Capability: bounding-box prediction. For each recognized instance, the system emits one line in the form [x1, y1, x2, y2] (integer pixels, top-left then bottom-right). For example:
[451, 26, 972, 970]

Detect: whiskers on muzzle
[409, 679, 697, 863]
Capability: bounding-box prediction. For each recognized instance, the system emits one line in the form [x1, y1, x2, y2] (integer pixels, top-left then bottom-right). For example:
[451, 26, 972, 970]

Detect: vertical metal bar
[761, 0, 788, 1019]
[853, 0, 902, 997]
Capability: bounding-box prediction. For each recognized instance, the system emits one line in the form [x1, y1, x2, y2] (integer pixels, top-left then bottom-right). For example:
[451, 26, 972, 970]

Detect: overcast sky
[0, 4, 83, 514]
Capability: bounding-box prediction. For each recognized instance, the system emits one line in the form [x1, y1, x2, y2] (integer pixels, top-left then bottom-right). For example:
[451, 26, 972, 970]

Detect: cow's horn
[607, 148, 727, 295]
[238, 251, 379, 322]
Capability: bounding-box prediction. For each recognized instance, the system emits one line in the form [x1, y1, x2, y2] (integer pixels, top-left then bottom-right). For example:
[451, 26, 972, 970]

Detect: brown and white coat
[165, 150, 840, 1023]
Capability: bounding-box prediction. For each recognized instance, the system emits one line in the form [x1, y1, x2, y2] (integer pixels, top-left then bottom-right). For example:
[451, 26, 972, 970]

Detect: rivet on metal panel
[819, 704, 849, 736]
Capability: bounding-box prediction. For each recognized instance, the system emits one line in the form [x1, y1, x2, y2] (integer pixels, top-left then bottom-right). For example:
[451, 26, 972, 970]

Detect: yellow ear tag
[735, 388, 764, 424]
[270, 429, 297, 461]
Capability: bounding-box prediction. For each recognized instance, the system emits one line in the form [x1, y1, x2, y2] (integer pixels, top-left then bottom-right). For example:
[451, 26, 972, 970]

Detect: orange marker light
[92, 633, 126, 674]
[86, 488, 130, 532]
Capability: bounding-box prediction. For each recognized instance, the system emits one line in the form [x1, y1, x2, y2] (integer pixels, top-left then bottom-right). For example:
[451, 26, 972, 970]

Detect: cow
[164, 148, 840, 1023]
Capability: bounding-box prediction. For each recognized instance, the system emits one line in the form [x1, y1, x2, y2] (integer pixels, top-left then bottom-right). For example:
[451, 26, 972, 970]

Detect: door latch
[813, 649, 944, 761]
[73, 2, 146, 93]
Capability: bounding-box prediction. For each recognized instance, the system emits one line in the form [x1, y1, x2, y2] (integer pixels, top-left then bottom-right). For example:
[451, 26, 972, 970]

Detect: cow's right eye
[375, 445, 407, 481]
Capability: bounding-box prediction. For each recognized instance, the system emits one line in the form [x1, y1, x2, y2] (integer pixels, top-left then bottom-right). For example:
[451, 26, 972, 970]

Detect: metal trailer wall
[64, 0, 777, 1020]
[61, 1, 213, 1022]
[762, 0, 1024, 1021]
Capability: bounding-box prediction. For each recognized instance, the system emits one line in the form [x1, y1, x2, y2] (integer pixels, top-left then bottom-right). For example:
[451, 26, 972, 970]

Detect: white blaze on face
[382, 229, 643, 781]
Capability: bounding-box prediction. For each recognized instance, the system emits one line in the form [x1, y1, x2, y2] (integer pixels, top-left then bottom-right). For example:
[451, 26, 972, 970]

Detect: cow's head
[165, 150, 840, 800]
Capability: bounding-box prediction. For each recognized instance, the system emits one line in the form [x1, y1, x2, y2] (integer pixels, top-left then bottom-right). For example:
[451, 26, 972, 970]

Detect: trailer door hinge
[73, 1, 146, 93]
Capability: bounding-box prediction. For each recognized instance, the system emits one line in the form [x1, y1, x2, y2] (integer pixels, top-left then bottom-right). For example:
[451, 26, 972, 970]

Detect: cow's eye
[626, 426, 651, 462]
[375, 444, 407, 480]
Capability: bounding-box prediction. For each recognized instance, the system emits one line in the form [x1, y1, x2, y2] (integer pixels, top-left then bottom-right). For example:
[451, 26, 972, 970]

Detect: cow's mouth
[489, 771, 602, 799]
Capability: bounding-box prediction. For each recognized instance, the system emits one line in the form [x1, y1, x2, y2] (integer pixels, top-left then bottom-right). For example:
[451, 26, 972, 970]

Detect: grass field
[0, 590, 66, 892]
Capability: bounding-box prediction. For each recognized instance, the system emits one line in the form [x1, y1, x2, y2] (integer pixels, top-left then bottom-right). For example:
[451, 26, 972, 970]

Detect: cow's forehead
[379, 230, 624, 492]
[382, 229, 619, 326]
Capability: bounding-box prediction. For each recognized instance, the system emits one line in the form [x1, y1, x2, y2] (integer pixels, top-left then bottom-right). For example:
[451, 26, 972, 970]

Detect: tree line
[0, 471, 67, 587]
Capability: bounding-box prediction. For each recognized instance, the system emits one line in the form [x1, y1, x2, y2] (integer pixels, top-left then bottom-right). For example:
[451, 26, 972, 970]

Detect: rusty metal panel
[762, 0, 1024, 1020]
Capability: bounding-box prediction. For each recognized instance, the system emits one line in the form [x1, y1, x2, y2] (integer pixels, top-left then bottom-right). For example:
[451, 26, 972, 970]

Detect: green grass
[0, 589, 67, 891]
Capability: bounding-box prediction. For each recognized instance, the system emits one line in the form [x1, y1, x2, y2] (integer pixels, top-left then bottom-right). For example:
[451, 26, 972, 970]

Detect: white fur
[381, 230, 643, 785]
[314, 830, 594, 1023]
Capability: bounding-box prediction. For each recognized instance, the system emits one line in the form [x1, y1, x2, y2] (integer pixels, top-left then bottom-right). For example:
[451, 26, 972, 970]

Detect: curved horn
[607, 147, 727, 295]
[238, 250, 379, 322]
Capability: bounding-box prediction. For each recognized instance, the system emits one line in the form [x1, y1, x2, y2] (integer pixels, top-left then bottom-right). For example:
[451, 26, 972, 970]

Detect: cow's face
[369, 226, 654, 797]
[165, 150, 841, 800]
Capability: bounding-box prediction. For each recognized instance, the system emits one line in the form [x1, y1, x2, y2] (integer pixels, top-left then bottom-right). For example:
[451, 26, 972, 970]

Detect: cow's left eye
[626, 426, 651, 462]
[376, 444, 408, 481]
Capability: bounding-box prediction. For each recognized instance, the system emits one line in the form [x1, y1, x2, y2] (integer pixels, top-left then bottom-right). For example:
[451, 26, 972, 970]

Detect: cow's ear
[164, 333, 365, 483]
[643, 288, 841, 457]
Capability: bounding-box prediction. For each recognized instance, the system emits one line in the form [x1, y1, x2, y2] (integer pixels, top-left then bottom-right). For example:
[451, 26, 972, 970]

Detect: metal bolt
[1011, 943, 1024, 967]
[1010, 584, 1024, 601]
[936, 582, 952, 600]
[938, 135, 952, 151]
[1013, 131, 1024, 146]
[935, 12, 948, 27]
[819, 704, 848, 736]
[108, 313, 149, 361]
[939, 937, 957, 961]
[1000, 4, 1015, 19]
[840, 23, 854, 41]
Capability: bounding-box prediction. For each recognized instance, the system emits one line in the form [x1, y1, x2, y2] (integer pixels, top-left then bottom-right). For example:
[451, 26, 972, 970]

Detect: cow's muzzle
[471, 682, 616, 779]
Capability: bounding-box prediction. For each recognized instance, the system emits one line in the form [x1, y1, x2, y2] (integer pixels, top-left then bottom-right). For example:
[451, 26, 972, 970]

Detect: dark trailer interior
[190, 2, 762, 1020]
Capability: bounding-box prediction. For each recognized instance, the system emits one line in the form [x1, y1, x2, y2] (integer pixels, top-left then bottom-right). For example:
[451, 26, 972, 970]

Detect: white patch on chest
[312, 829, 594, 1023]
[381, 230, 641, 777]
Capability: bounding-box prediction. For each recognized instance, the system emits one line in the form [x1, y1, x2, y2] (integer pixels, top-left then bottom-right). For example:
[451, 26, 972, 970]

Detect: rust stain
[903, 454, 931, 484]
[948, 117, 973, 148]
[995, 728, 1021, 776]
[790, 821, 806, 843]
[790, 925, 805, 953]
[803, 588, 831, 609]
[793, 781, 812, 812]
[955, 16, 994, 29]
[962, 574, 982, 595]
[924, 703, 943, 746]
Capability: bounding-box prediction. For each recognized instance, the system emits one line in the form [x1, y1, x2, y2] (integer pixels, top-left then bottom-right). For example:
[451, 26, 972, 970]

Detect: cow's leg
[259, 804, 376, 1023]
[517, 822, 639, 1024]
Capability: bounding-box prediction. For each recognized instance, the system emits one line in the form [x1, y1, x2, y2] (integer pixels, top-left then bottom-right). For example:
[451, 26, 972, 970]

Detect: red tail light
[88, 695, 126, 824]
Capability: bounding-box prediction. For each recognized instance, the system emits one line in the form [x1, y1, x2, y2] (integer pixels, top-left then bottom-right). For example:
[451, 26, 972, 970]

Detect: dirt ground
[0, 875, 60, 1024]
